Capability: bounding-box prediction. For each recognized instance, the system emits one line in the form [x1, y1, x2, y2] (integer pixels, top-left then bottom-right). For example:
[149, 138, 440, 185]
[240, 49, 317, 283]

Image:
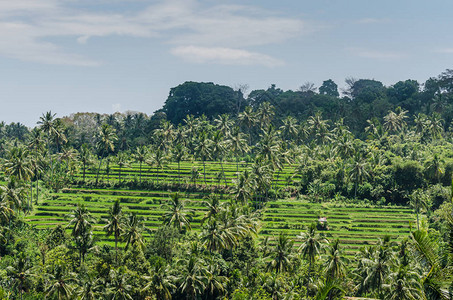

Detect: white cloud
[171, 46, 284, 67]
[348, 47, 404, 60]
[0, 0, 313, 66]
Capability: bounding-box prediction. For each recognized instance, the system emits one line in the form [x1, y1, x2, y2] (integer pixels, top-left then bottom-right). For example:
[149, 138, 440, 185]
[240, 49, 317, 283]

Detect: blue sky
[1, 0, 452, 127]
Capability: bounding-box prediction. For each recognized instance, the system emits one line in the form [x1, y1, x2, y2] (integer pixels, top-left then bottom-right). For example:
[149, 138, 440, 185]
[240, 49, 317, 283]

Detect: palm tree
[280, 116, 299, 142]
[142, 264, 176, 300]
[104, 199, 123, 263]
[154, 120, 175, 151]
[2, 146, 34, 212]
[298, 223, 327, 275]
[6, 252, 35, 300]
[382, 265, 422, 300]
[37, 111, 56, 158]
[226, 128, 249, 179]
[409, 189, 429, 230]
[425, 153, 444, 183]
[383, 109, 408, 133]
[78, 144, 93, 183]
[266, 233, 295, 273]
[232, 170, 255, 204]
[256, 101, 275, 129]
[356, 237, 394, 297]
[172, 143, 187, 185]
[238, 106, 256, 145]
[161, 193, 193, 233]
[122, 213, 145, 251]
[133, 146, 148, 183]
[150, 148, 168, 185]
[45, 265, 75, 300]
[210, 131, 228, 187]
[411, 226, 452, 299]
[67, 204, 95, 238]
[201, 193, 222, 224]
[214, 114, 233, 138]
[96, 124, 117, 185]
[194, 131, 211, 185]
[349, 153, 370, 198]
[28, 129, 45, 205]
[308, 112, 331, 144]
[177, 256, 207, 300]
[115, 151, 130, 183]
[0, 176, 27, 212]
[323, 239, 349, 279]
[106, 268, 134, 300]
[200, 220, 228, 253]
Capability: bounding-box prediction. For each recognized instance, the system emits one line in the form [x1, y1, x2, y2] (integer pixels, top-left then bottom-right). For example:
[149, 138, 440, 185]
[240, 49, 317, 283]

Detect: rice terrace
[1, 0, 453, 298]
[27, 161, 414, 258]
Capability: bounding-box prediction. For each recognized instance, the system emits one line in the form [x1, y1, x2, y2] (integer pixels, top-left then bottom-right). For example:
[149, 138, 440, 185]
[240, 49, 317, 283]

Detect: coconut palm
[308, 112, 331, 144]
[194, 131, 212, 185]
[115, 151, 130, 183]
[298, 223, 328, 275]
[256, 101, 275, 129]
[2, 146, 34, 212]
[214, 114, 233, 137]
[78, 144, 93, 183]
[172, 143, 187, 185]
[104, 199, 124, 263]
[95, 124, 117, 185]
[382, 265, 423, 300]
[200, 220, 229, 253]
[411, 226, 452, 299]
[238, 106, 256, 145]
[201, 193, 222, 224]
[409, 189, 429, 230]
[425, 153, 444, 183]
[177, 256, 207, 300]
[106, 268, 133, 300]
[0, 177, 27, 212]
[349, 153, 370, 198]
[142, 264, 176, 300]
[45, 265, 75, 300]
[226, 128, 249, 179]
[6, 252, 35, 299]
[154, 120, 175, 151]
[122, 213, 145, 251]
[210, 131, 228, 187]
[280, 116, 299, 142]
[161, 193, 193, 233]
[66, 204, 95, 238]
[232, 170, 255, 204]
[150, 148, 168, 185]
[323, 239, 349, 279]
[133, 145, 148, 184]
[266, 232, 295, 273]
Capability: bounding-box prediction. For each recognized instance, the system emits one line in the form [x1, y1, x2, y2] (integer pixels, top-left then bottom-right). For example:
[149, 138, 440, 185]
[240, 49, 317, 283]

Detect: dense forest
[0, 70, 452, 299]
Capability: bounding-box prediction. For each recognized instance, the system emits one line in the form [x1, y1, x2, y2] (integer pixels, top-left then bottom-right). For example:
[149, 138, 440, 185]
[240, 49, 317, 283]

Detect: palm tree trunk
[139, 161, 142, 183]
[203, 159, 207, 185]
[35, 177, 39, 205]
[178, 161, 181, 185]
[83, 162, 86, 182]
[118, 166, 122, 183]
[96, 158, 103, 185]
[220, 159, 227, 187]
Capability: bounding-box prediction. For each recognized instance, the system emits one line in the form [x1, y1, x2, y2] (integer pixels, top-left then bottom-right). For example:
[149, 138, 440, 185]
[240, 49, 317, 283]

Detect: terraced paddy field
[76, 161, 296, 188]
[26, 185, 415, 257]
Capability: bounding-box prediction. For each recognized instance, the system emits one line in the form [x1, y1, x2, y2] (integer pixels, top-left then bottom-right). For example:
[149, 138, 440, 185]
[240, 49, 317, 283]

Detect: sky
[1, 0, 452, 127]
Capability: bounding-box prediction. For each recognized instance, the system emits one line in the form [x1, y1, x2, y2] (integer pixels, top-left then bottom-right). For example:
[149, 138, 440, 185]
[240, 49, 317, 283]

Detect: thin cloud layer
[0, 0, 308, 66]
[171, 46, 284, 67]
